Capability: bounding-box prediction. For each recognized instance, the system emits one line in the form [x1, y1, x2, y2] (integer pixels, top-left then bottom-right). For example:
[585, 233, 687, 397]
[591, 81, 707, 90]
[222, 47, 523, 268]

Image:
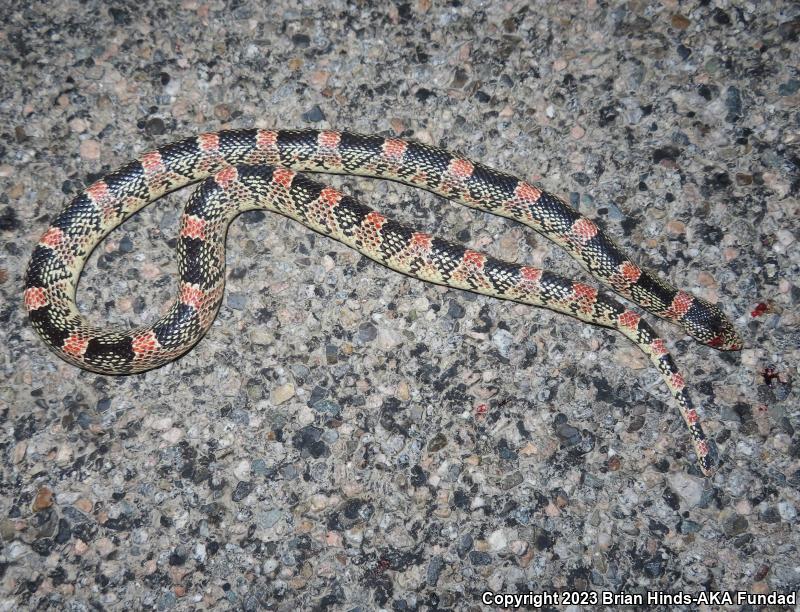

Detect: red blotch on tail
[215, 166, 238, 188]
[318, 131, 341, 148]
[463, 250, 486, 269]
[272, 168, 296, 189]
[382, 139, 407, 160]
[132, 331, 160, 357]
[198, 133, 220, 152]
[319, 187, 342, 207]
[666, 291, 694, 318]
[40, 227, 65, 248]
[618, 310, 641, 329]
[24, 287, 47, 311]
[364, 211, 386, 230]
[62, 334, 88, 357]
[181, 215, 207, 240]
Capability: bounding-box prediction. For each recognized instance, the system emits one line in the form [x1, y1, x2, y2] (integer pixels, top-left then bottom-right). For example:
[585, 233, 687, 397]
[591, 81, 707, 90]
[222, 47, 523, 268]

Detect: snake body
[24, 129, 742, 474]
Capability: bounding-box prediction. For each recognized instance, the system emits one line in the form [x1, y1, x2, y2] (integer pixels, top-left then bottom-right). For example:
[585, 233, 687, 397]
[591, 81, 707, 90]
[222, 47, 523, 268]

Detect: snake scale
[24, 129, 743, 475]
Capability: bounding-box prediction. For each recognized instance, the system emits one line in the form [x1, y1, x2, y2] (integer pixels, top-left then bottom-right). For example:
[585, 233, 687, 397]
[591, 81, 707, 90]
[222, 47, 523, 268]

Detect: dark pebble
[598, 104, 619, 127]
[309, 385, 327, 404]
[108, 6, 131, 25]
[676, 44, 691, 59]
[325, 344, 338, 364]
[358, 322, 377, 342]
[778, 17, 800, 42]
[778, 79, 800, 96]
[0, 206, 20, 231]
[96, 398, 111, 412]
[712, 7, 731, 25]
[312, 399, 341, 416]
[427, 433, 447, 452]
[643, 555, 666, 578]
[292, 425, 329, 458]
[54, 518, 72, 544]
[759, 507, 781, 524]
[168, 548, 187, 566]
[450, 68, 468, 89]
[426, 555, 445, 586]
[415, 88, 435, 102]
[232, 480, 254, 502]
[725, 86, 742, 122]
[571, 172, 591, 187]
[447, 300, 465, 319]
[627, 415, 645, 432]
[469, 551, 492, 565]
[302, 105, 325, 123]
[456, 534, 473, 558]
[678, 519, 702, 534]
[31, 538, 54, 556]
[652, 146, 680, 163]
[724, 515, 749, 537]
[706, 172, 731, 190]
[556, 423, 581, 447]
[145, 117, 166, 136]
[500, 472, 523, 490]
[336, 498, 374, 529]
[698, 84, 714, 100]
[663, 488, 680, 511]
[118, 235, 134, 254]
[451, 489, 470, 510]
[292, 33, 310, 47]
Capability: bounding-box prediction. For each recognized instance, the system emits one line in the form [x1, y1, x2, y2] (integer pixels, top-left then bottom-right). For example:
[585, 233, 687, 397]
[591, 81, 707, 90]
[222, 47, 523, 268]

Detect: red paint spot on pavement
[750, 302, 769, 317]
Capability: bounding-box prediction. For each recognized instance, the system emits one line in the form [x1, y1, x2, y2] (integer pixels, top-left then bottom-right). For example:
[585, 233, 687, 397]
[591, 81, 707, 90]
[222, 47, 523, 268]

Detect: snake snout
[693, 309, 743, 351]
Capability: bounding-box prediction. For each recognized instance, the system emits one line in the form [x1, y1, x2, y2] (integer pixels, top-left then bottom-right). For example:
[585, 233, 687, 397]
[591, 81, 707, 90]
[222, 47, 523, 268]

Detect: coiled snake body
[25, 129, 742, 475]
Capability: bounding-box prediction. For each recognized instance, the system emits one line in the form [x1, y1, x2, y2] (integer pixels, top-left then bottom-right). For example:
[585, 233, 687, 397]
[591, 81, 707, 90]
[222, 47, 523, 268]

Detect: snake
[24, 129, 743, 475]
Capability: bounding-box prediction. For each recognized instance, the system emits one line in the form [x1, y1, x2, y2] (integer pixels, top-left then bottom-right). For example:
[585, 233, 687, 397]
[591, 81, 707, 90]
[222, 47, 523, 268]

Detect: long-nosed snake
[24, 129, 743, 475]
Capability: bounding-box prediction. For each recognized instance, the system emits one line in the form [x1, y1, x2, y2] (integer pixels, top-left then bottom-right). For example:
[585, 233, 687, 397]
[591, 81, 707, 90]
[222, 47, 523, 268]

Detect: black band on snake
[24, 129, 743, 475]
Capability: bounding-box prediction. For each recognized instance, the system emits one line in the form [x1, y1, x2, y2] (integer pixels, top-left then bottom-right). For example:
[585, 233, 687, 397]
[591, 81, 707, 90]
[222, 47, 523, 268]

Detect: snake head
[684, 297, 743, 351]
